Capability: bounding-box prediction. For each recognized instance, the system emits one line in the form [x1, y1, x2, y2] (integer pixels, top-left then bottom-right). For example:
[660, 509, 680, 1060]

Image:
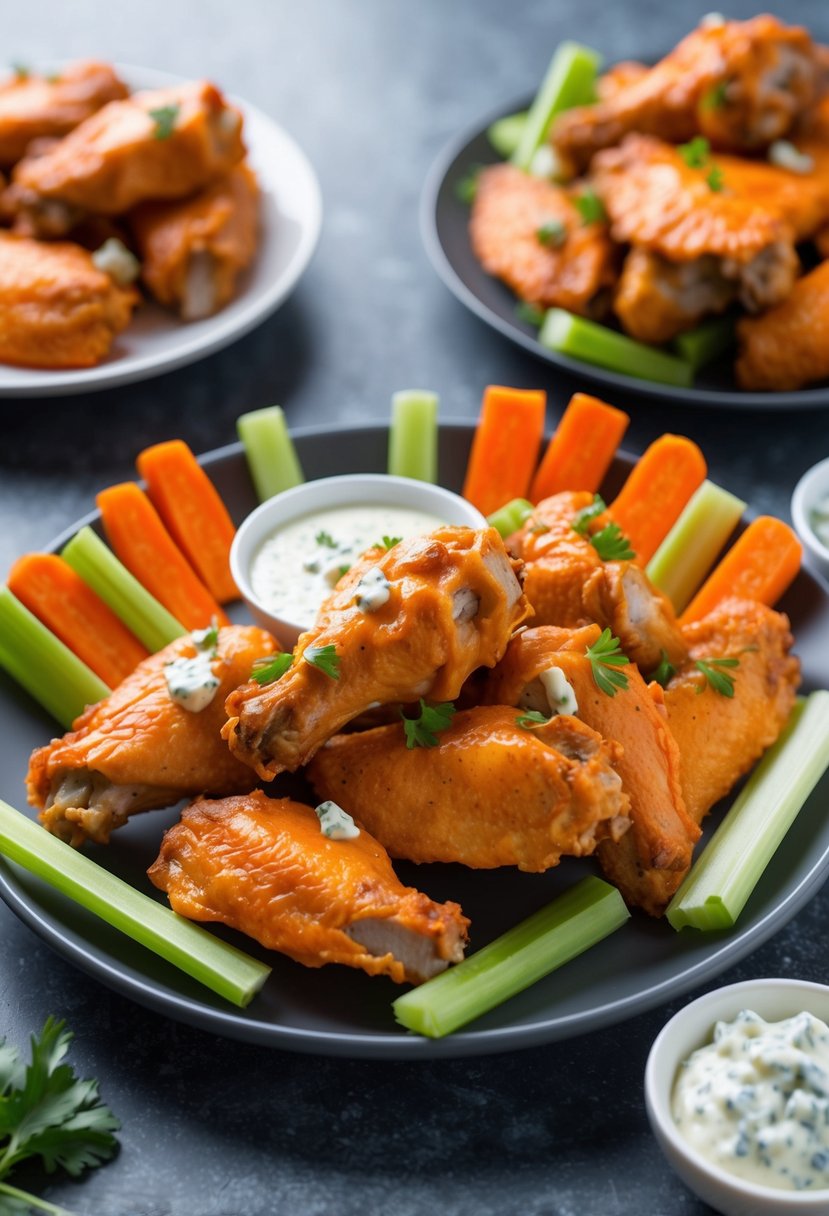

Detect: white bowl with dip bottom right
[230, 473, 488, 650]
[792, 457, 829, 583]
[645, 978, 829, 1216]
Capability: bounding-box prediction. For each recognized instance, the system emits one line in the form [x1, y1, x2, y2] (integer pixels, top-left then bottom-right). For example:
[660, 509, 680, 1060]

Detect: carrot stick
[610, 434, 707, 565]
[7, 553, 149, 688]
[681, 516, 802, 624]
[136, 440, 238, 603]
[530, 392, 629, 502]
[462, 386, 546, 517]
[96, 483, 230, 632]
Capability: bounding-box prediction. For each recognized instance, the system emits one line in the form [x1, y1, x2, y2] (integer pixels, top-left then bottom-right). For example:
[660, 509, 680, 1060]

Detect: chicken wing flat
[223, 527, 530, 780]
[735, 259, 829, 391]
[553, 15, 824, 173]
[11, 80, 244, 232]
[28, 624, 277, 847]
[308, 706, 629, 871]
[129, 161, 259, 320]
[509, 492, 687, 671]
[469, 163, 617, 315]
[484, 624, 699, 915]
[0, 232, 137, 369]
[664, 598, 800, 824]
[148, 791, 468, 984]
[0, 61, 127, 165]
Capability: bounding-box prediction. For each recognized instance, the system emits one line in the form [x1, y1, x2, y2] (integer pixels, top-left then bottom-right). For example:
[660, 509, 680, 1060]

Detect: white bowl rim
[230, 472, 488, 636]
[792, 457, 829, 565]
[645, 977, 829, 1204]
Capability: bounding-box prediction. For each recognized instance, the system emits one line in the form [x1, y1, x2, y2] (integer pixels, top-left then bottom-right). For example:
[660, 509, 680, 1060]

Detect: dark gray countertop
[3, 1, 829, 1212]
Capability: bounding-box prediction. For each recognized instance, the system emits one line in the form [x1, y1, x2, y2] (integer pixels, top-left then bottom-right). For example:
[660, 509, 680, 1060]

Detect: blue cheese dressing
[315, 800, 360, 840]
[164, 624, 220, 713]
[811, 493, 829, 549]
[539, 667, 578, 716]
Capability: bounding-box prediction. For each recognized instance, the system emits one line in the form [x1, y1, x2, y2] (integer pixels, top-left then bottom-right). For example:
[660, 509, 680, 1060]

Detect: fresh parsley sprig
[516, 709, 550, 729]
[536, 217, 567, 248]
[571, 494, 607, 536]
[590, 522, 636, 562]
[401, 700, 455, 748]
[651, 649, 677, 688]
[0, 1017, 119, 1216]
[515, 301, 545, 328]
[377, 536, 401, 551]
[586, 629, 630, 696]
[304, 644, 341, 680]
[148, 103, 180, 140]
[695, 656, 739, 697]
[315, 530, 336, 549]
[573, 189, 607, 225]
[251, 652, 293, 686]
[455, 163, 483, 205]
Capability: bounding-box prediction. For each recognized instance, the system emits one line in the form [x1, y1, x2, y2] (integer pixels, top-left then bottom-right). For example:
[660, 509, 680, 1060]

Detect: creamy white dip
[315, 800, 360, 840]
[672, 1009, 829, 1192]
[164, 625, 220, 713]
[539, 667, 578, 717]
[250, 503, 444, 623]
[811, 494, 829, 549]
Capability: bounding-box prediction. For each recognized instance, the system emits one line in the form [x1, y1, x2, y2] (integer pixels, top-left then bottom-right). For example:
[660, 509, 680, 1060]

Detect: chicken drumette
[0, 61, 127, 165]
[735, 259, 829, 392]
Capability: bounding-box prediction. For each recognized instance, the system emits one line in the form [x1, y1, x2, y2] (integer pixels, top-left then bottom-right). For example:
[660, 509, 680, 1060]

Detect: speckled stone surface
[2, 1, 829, 1212]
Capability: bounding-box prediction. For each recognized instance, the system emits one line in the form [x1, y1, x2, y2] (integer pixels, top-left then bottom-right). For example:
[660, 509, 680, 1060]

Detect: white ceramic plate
[0, 64, 322, 397]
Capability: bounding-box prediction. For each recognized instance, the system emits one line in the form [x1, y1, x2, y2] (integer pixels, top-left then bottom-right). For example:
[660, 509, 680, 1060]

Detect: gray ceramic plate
[1, 423, 828, 1059]
[422, 99, 829, 410]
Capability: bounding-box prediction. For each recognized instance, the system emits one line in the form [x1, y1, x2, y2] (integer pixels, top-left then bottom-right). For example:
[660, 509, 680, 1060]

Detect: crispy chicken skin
[0, 61, 128, 165]
[736, 259, 829, 392]
[28, 625, 277, 847]
[553, 15, 824, 173]
[148, 791, 469, 984]
[223, 527, 530, 781]
[129, 161, 259, 320]
[509, 492, 688, 671]
[469, 163, 617, 316]
[0, 232, 137, 369]
[308, 707, 630, 871]
[484, 625, 699, 915]
[11, 80, 244, 230]
[664, 599, 800, 824]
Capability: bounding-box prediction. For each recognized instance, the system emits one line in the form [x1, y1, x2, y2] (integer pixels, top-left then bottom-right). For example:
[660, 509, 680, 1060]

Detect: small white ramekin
[645, 978, 829, 1216]
[792, 457, 829, 582]
[230, 473, 487, 648]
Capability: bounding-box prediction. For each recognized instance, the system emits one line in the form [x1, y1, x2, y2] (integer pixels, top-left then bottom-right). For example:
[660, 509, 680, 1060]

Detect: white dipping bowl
[645, 979, 829, 1216]
[231, 473, 488, 648]
[792, 457, 829, 582]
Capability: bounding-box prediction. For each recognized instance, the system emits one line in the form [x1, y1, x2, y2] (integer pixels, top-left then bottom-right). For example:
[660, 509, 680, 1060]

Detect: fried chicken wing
[0, 232, 137, 369]
[28, 624, 277, 846]
[735, 259, 829, 391]
[663, 599, 800, 824]
[308, 706, 629, 871]
[148, 791, 468, 984]
[553, 15, 823, 173]
[0, 61, 127, 165]
[469, 163, 617, 315]
[11, 80, 244, 233]
[129, 161, 259, 319]
[484, 625, 699, 915]
[223, 527, 530, 781]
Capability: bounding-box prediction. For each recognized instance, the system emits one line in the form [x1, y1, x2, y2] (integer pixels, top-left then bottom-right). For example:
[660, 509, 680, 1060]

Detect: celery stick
[393, 876, 628, 1038]
[387, 390, 439, 483]
[487, 497, 534, 538]
[672, 315, 736, 371]
[61, 527, 185, 653]
[0, 799, 271, 1007]
[539, 309, 694, 388]
[667, 693, 829, 932]
[487, 111, 528, 159]
[512, 42, 602, 172]
[646, 480, 746, 614]
[0, 588, 109, 728]
[237, 405, 305, 502]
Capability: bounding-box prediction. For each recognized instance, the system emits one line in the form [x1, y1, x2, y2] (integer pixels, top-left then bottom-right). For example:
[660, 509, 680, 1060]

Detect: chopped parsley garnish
[678, 136, 711, 168]
[571, 493, 607, 536]
[455, 163, 483, 205]
[590, 521, 636, 562]
[149, 103, 180, 140]
[706, 165, 725, 192]
[304, 644, 341, 680]
[586, 628, 630, 696]
[702, 80, 729, 110]
[515, 301, 545, 328]
[695, 656, 739, 696]
[0, 1017, 119, 1212]
[401, 700, 456, 748]
[516, 709, 550, 729]
[378, 535, 401, 551]
[337, 564, 351, 577]
[536, 218, 567, 247]
[251, 652, 293, 685]
[191, 622, 219, 651]
[315, 530, 337, 549]
[10, 61, 30, 79]
[573, 189, 607, 225]
[651, 649, 677, 688]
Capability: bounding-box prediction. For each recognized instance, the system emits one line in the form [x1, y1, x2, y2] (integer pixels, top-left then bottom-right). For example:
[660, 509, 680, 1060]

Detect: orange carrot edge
[530, 392, 629, 502]
[611, 434, 707, 565]
[681, 516, 802, 623]
[463, 385, 546, 517]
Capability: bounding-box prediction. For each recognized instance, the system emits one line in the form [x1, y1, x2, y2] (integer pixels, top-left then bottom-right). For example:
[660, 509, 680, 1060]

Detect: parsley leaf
[536, 218, 567, 247]
[586, 628, 630, 696]
[304, 644, 340, 680]
[678, 135, 711, 168]
[695, 656, 739, 696]
[702, 80, 729, 110]
[516, 709, 550, 729]
[378, 536, 401, 551]
[455, 164, 483, 205]
[571, 494, 607, 536]
[706, 165, 725, 192]
[573, 189, 607, 225]
[251, 652, 293, 685]
[191, 621, 219, 652]
[10, 62, 30, 80]
[337, 564, 351, 577]
[401, 700, 455, 748]
[315, 530, 336, 549]
[651, 649, 677, 688]
[589, 521, 636, 562]
[515, 301, 545, 328]
[148, 103, 180, 140]
[0, 1017, 118, 1209]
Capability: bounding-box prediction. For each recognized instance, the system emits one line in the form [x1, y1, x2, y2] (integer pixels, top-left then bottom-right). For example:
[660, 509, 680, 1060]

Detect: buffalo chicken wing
[0, 61, 127, 166]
